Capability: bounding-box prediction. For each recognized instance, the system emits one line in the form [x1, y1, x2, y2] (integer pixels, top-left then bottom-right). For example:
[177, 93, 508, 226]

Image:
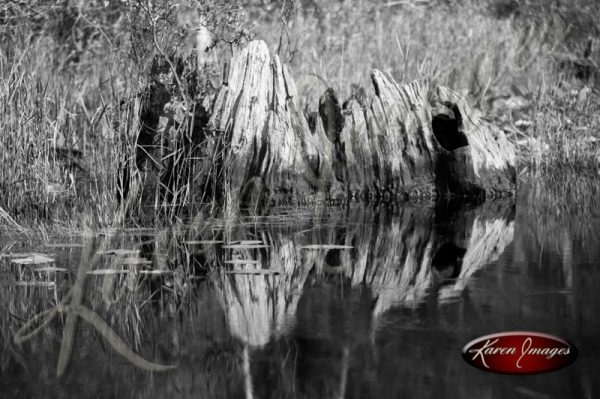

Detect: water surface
[1, 179, 598, 399]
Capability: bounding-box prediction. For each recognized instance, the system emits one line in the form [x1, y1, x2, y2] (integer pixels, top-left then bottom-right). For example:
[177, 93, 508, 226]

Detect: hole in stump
[432, 104, 469, 151]
[432, 242, 466, 280]
[324, 249, 342, 267]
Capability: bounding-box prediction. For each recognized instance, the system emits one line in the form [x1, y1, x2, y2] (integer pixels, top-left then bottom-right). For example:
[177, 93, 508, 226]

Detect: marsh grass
[254, 1, 562, 103]
[526, 77, 600, 174]
[0, 0, 250, 228]
[0, 27, 138, 226]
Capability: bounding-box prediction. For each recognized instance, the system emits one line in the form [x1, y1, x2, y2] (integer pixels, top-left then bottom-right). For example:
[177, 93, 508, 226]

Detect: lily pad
[221, 244, 270, 249]
[300, 245, 353, 250]
[224, 259, 261, 265]
[43, 243, 84, 248]
[184, 240, 223, 245]
[87, 269, 130, 275]
[34, 266, 68, 273]
[227, 240, 263, 245]
[12, 281, 56, 287]
[11, 254, 55, 265]
[139, 270, 172, 275]
[116, 257, 153, 266]
[225, 270, 280, 275]
[97, 249, 141, 256]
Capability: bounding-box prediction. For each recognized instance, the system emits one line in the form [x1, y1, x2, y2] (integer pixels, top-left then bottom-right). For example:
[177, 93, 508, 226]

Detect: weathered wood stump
[207, 40, 515, 208]
[208, 41, 337, 208]
[331, 76, 439, 200]
[130, 40, 516, 211]
[430, 85, 517, 197]
[331, 73, 516, 200]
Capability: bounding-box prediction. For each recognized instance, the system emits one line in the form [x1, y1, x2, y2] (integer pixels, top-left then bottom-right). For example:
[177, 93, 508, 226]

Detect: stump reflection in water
[213, 201, 515, 350]
[0, 201, 515, 398]
[208, 201, 513, 398]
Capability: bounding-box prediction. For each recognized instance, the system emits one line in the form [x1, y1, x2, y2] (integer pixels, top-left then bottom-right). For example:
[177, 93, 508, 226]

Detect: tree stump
[333, 75, 439, 201]
[431, 85, 516, 197]
[333, 73, 516, 201]
[208, 41, 336, 210]
[134, 40, 516, 211]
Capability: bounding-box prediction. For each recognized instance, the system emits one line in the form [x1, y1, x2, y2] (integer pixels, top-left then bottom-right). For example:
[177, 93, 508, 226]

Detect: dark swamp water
[1, 178, 599, 399]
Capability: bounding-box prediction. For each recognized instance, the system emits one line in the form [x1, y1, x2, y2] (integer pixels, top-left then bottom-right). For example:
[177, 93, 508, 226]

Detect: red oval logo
[462, 331, 577, 374]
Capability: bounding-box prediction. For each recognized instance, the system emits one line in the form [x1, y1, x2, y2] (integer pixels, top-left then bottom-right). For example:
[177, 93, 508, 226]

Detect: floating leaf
[11, 254, 55, 265]
[225, 270, 280, 275]
[34, 266, 68, 273]
[116, 257, 152, 266]
[87, 270, 130, 275]
[227, 240, 263, 245]
[300, 245, 353, 250]
[97, 249, 140, 256]
[43, 243, 84, 248]
[12, 281, 56, 287]
[221, 244, 270, 249]
[139, 270, 172, 275]
[224, 259, 261, 265]
[184, 240, 223, 245]
[4, 252, 50, 258]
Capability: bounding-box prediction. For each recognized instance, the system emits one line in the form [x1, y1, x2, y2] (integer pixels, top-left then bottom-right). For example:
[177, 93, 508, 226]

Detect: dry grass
[525, 77, 600, 174]
[254, 2, 562, 97]
[0, 6, 140, 226]
[0, 0, 250, 228]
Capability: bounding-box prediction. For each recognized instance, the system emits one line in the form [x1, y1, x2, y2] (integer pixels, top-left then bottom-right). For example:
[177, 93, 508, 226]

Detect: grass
[0, 0, 599, 228]
[0, 26, 137, 226]
[526, 76, 600, 174]
[0, 0, 249, 229]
